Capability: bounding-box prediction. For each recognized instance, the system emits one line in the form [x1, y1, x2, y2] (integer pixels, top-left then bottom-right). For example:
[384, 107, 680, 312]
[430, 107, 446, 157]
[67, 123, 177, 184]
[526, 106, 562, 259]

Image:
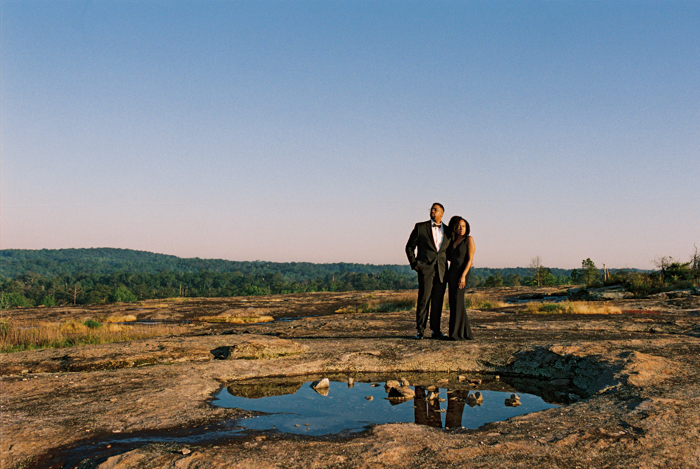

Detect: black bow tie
[432, 224, 441, 228]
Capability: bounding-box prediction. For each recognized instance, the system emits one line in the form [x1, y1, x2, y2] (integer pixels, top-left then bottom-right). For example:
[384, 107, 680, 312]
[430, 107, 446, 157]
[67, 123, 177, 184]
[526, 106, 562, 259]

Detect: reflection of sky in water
[212, 381, 559, 436]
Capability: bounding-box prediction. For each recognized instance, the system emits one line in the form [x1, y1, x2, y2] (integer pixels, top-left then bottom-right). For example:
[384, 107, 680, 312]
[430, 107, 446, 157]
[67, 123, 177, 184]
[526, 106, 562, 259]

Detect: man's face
[430, 204, 444, 224]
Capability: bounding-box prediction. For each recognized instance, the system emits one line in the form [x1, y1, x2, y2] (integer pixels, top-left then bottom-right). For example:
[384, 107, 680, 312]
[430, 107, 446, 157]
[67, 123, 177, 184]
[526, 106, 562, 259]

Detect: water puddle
[275, 315, 318, 322]
[31, 374, 571, 468]
[212, 374, 563, 435]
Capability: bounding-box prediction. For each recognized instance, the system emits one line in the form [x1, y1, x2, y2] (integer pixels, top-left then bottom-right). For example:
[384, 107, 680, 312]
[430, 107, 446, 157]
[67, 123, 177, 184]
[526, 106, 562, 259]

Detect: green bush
[40, 296, 57, 307]
[84, 319, 102, 329]
[0, 292, 32, 309]
[111, 286, 137, 303]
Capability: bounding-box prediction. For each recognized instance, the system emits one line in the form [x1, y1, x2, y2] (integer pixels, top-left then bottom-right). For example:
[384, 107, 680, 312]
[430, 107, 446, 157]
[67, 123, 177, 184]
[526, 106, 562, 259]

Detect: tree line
[3, 247, 695, 309]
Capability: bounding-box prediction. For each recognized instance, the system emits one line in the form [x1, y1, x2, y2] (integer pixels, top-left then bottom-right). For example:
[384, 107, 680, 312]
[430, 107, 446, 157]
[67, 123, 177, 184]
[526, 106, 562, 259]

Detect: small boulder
[348, 377, 355, 388]
[311, 378, 330, 389]
[388, 386, 415, 399]
[400, 377, 410, 387]
[384, 380, 401, 391]
[437, 378, 449, 385]
[311, 378, 330, 396]
[181, 448, 191, 455]
[458, 375, 466, 382]
[505, 393, 521, 407]
[365, 396, 373, 401]
[466, 391, 484, 406]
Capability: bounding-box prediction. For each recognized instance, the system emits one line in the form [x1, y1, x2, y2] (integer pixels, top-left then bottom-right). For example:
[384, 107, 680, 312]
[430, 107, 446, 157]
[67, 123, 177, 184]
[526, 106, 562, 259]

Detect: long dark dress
[446, 237, 474, 340]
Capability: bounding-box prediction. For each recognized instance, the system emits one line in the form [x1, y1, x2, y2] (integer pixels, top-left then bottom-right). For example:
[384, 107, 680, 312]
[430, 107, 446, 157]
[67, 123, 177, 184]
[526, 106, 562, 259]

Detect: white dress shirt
[431, 221, 445, 251]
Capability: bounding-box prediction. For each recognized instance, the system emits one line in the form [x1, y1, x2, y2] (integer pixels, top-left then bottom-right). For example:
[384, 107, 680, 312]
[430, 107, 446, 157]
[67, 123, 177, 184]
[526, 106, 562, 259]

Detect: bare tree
[70, 283, 83, 305]
[529, 256, 543, 287]
[691, 245, 700, 273]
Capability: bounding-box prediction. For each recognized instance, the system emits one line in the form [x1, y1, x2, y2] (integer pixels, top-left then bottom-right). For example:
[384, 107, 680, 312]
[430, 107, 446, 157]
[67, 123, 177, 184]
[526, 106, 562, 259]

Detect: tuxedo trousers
[415, 262, 446, 334]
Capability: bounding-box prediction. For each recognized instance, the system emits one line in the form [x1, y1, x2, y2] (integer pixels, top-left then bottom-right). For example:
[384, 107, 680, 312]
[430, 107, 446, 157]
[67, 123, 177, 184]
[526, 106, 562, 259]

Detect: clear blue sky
[2, 1, 698, 269]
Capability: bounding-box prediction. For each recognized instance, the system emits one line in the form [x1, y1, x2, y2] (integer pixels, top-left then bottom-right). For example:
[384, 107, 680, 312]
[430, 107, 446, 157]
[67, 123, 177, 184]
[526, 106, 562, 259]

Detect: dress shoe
[414, 332, 425, 340]
[432, 331, 448, 340]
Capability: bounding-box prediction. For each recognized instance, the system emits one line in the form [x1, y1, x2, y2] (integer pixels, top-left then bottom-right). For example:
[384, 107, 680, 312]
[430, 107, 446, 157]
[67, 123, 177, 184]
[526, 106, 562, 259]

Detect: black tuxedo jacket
[405, 220, 450, 282]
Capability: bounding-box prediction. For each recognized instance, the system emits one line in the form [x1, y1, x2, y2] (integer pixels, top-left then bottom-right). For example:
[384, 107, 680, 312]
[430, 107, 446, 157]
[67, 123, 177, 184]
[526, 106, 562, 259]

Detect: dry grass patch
[197, 316, 274, 324]
[461, 293, 507, 310]
[524, 301, 622, 315]
[335, 292, 418, 314]
[0, 318, 186, 353]
[103, 314, 137, 323]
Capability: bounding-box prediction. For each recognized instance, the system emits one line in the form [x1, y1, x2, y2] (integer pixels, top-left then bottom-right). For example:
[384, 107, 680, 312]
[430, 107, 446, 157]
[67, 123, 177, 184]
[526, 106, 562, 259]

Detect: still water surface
[213, 379, 559, 436]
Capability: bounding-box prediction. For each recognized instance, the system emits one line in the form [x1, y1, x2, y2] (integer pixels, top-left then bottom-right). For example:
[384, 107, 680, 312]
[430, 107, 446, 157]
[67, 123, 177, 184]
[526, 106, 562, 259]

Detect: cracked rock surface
[1, 288, 699, 468]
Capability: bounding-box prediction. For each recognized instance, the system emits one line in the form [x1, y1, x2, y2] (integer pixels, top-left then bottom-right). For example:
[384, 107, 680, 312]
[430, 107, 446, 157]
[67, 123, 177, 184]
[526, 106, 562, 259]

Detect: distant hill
[0, 248, 587, 280]
[0, 248, 585, 280]
[0, 248, 414, 280]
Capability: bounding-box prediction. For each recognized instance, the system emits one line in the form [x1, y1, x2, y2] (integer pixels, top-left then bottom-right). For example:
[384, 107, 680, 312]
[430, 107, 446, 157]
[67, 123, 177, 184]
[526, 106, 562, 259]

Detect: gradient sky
[1, 1, 698, 269]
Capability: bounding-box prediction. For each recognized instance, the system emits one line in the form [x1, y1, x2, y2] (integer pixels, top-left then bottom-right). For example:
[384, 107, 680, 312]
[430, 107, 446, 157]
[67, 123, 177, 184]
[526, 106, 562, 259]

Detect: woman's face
[457, 220, 467, 236]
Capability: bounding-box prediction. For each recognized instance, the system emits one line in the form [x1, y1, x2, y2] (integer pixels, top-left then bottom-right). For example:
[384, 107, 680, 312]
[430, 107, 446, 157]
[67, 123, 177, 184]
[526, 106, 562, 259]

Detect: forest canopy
[1, 248, 575, 309]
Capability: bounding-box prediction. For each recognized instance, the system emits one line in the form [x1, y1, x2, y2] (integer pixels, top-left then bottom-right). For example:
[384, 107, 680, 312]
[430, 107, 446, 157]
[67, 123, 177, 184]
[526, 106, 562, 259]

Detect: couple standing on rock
[406, 203, 475, 341]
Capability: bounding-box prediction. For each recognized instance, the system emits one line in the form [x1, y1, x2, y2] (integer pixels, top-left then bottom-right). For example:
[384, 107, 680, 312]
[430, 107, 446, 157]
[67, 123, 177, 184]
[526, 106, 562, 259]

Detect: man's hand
[458, 277, 466, 289]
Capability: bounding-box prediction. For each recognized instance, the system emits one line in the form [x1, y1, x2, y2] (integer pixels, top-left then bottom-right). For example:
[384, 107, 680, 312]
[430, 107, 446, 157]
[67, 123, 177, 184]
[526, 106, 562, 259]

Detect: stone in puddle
[181, 448, 191, 455]
[311, 378, 330, 396]
[365, 396, 373, 401]
[437, 379, 449, 385]
[310, 378, 329, 389]
[400, 377, 410, 387]
[348, 377, 354, 388]
[468, 378, 482, 385]
[384, 380, 401, 391]
[458, 375, 466, 382]
[426, 391, 439, 401]
[505, 393, 521, 407]
[388, 386, 415, 399]
[426, 385, 438, 392]
[466, 392, 484, 406]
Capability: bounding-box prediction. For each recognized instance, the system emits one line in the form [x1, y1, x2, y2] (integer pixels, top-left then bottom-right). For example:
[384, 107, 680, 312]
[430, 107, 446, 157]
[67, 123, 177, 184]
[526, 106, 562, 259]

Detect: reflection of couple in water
[406, 203, 475, 340]
[414, 388, 472, 429]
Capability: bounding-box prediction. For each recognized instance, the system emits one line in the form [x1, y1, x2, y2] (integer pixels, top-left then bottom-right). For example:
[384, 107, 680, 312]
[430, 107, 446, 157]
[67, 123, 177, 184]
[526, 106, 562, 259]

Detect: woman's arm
[458, 236, 476, 289]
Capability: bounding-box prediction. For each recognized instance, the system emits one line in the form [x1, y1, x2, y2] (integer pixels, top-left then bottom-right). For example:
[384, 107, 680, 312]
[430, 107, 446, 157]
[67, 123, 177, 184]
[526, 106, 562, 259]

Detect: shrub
[84, 319, 102, 329]
[0, 293, 32, 309]
[111, 286, 137, 303]
[40, 296, 57, 307]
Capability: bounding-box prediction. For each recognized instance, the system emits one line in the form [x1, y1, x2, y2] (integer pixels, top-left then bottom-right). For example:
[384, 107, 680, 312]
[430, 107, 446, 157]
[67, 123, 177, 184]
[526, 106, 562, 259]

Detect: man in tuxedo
[405, 203, 449, 339]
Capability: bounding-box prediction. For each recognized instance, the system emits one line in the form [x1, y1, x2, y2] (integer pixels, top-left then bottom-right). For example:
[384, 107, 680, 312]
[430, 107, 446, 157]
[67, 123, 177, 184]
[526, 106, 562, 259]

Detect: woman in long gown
[446, 216, 475, 340]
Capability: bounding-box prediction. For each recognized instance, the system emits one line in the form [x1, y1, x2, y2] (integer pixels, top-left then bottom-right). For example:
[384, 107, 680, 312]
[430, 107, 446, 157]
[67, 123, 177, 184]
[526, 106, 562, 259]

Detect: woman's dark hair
[448, 216, 470, 237]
